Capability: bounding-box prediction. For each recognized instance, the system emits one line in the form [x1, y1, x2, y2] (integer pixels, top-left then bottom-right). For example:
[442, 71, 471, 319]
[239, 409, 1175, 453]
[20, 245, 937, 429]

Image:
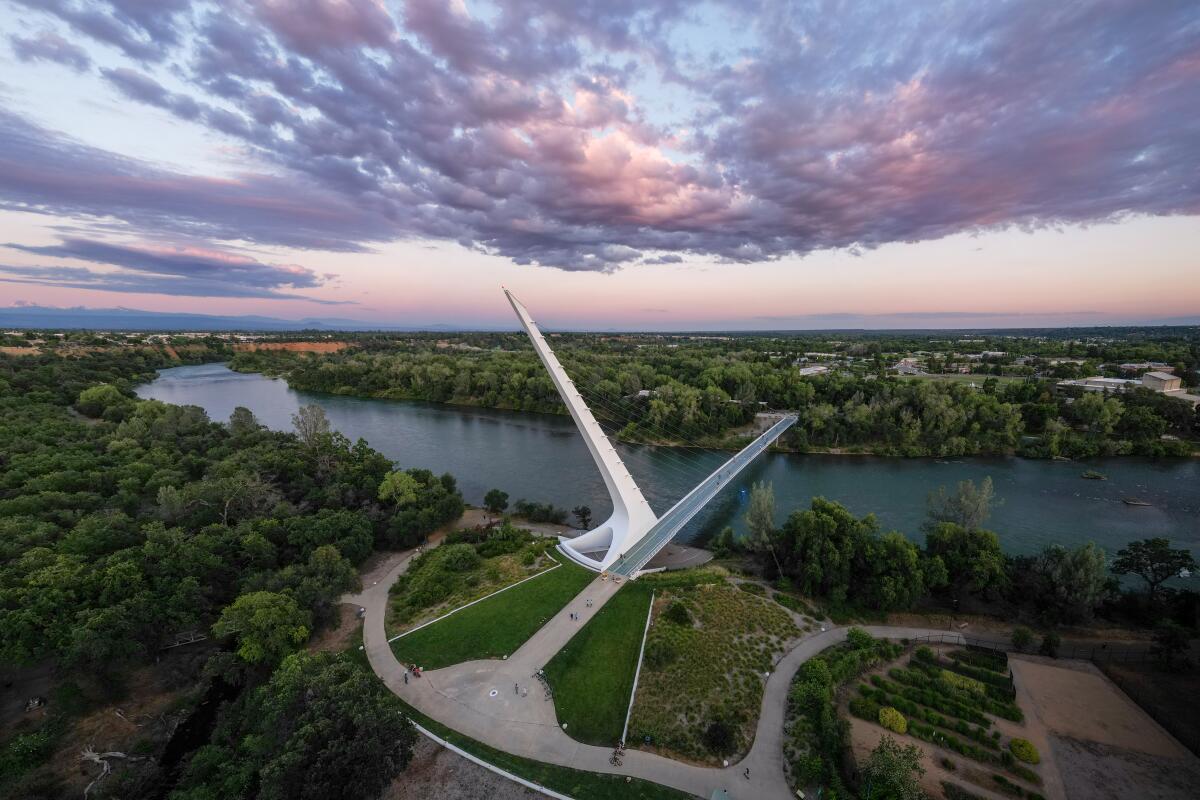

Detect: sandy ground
[380, 736, 539, 800]
[1011, 658, 1189, 759]
[848, 719, 1013, 800]
[1011, 656, 1200, 800]
[0, 345, 38, 356]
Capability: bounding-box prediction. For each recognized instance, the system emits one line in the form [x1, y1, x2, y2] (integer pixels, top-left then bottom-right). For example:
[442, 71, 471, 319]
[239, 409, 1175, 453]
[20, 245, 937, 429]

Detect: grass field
[543, 582, 654, 747]
[391, 556, 594, 669]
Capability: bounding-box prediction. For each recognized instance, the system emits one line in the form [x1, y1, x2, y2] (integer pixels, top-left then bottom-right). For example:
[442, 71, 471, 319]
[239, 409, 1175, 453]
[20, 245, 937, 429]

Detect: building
[1142, 371, 1182, 392]
[1116, 361, 1171, 373]
[797, 365, 829, 377]
[1057, 376, 1140, 393]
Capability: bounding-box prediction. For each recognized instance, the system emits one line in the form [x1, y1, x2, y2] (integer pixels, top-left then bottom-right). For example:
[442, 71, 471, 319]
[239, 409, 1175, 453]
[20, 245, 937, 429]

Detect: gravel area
[380, 736, 539, 800]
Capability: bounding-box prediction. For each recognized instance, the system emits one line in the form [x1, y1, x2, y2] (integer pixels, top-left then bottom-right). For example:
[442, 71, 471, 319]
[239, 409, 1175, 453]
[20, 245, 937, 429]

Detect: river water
[137, 363, 1199, 563]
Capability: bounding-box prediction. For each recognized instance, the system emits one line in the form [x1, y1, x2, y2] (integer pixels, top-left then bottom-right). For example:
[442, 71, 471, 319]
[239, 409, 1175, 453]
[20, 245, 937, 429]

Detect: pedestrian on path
[514, 682, 519, 694]
[744, 768, 750, 780]
[403, 671, 408, 685]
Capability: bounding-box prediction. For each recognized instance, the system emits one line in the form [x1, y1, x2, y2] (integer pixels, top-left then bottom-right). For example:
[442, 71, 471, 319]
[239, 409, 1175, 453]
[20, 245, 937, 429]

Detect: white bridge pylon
[504, 289, 797, 578]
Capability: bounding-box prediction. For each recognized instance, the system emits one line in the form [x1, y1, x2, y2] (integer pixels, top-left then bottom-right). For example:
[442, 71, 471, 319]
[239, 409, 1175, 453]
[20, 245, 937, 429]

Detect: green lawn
[391, 557, 594, 669]
[543, 582, 654, 747]
[393, 695, 691, 800]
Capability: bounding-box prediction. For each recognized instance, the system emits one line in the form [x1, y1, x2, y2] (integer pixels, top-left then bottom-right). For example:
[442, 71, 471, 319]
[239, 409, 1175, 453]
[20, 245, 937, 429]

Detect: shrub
[439, 543, 482, 572]
[1009, 738, 1040, 764]
[520, 550, 536, 566]
[846, 627, 874, 650]
[739, 581, 766, 595]
[1038, 632, 1060, 658]
[1011, 626, 1034, 652]
[941, 757, 957, 771]
[663, 600, 691, 626]
[643, 637, 678, 670]
[773, 592, 805, 613]
[702, 719, 736, 755]
[941, 669, 986, 695]
[878, 706, 907, 734]
[942, 782, 986, 800]
[915, 645, 935, 662]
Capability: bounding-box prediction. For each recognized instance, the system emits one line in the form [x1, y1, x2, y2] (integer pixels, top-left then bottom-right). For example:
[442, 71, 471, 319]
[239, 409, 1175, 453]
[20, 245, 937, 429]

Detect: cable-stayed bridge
[504, 289, 796, 578]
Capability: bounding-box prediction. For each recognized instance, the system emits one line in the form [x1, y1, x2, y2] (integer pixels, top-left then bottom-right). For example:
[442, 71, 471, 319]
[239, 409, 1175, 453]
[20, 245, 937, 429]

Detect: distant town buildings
[1058, 371, 1197, 406]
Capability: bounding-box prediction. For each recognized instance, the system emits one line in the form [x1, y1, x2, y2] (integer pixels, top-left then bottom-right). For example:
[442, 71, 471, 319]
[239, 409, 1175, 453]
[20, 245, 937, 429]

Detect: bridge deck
[609, 414, 797, 577]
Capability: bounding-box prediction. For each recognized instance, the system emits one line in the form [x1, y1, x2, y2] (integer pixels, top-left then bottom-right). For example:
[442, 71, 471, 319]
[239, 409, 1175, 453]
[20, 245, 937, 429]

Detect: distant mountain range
[0, 304, 474, 332]
[1, 303, 1196, 333]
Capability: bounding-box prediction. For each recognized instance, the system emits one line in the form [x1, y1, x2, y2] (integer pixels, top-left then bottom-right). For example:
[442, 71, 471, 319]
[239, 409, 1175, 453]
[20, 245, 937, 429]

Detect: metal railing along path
[610, 414, 797, 577]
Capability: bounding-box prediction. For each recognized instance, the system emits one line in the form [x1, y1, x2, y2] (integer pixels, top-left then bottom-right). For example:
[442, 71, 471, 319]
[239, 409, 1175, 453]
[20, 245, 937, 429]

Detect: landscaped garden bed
[846, 644, 1045, 796]
[783, 628, 904, 796]
[386, 522, 557, 635]
[626, 571, 800, 763]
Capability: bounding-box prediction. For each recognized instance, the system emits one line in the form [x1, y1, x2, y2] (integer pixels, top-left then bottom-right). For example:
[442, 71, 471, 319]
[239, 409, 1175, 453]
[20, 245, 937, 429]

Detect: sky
[0, 0, 1197, 331]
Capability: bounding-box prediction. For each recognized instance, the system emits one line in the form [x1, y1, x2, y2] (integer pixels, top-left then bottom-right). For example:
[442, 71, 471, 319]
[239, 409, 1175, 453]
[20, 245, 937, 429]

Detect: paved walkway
[348, 544, 964, 800]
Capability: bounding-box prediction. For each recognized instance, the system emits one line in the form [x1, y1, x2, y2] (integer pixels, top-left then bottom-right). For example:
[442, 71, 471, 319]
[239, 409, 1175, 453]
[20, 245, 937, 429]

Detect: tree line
[229, 333, 1199, 458]
[723, 477, 1197, 655]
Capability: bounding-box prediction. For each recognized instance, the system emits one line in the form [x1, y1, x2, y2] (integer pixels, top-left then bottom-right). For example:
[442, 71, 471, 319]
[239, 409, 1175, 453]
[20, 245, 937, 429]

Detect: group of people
[568, 597, 594, 622]
[402, 664, 422, 684]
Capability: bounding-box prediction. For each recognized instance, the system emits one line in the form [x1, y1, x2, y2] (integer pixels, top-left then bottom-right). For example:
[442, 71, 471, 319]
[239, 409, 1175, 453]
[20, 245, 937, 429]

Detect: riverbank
[135, 364, 1200, 561]
[224, 360, 1198, 460]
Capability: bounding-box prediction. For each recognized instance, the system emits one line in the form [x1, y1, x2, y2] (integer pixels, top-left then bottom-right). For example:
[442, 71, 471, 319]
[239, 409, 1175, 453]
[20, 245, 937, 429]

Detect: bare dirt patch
[1099, 661, 1200, 757]
[380, 733, 537, 800]
[307, 604, 364, 654]
[0, 346, 38, 356]
[1050, 735, 1200, 800]
[233, 341, 350, 353]
[1011, 658, 1189, 759]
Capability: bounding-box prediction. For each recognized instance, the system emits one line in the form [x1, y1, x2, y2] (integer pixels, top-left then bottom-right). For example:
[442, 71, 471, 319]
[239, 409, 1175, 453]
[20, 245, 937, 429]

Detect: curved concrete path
[348, 547, 963, 799]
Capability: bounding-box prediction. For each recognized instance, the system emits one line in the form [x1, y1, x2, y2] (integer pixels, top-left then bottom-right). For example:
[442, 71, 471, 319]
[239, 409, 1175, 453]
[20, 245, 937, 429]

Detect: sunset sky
[0, 1, 1197, 330]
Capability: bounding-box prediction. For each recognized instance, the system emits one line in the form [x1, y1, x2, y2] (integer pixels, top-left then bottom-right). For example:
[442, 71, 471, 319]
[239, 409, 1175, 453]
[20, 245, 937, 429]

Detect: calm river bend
[137, 364, 1199, 565]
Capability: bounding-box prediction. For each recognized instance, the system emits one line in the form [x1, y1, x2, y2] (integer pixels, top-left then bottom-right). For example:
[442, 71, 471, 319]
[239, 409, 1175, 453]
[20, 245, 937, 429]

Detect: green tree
[1039, 631, 1060, 658]
[291, 403, 331, 448]
[861, 734, 924, 800]
[228, 406, 261, 437]
[572, 505, 592, 529]
[1011, 625, 1034, 651]
[925, 522, 1006, 601]
[924, 477, 997, 531]
[745, 481, 782, 575]
[1151, 620, 1191, 671]
[1112, 538, 1197, 603]
[173, 652, 416, 800]
[483, 488, 509, 514]
[75, 383, 126, 417]
[213, 591, 311, 666]
[1033, 542, 1108, 623]
[378, 470, 420, 507]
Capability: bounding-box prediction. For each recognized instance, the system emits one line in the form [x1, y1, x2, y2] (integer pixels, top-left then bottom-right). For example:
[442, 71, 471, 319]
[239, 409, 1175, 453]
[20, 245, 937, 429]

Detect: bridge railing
[615, 414, 797, 576]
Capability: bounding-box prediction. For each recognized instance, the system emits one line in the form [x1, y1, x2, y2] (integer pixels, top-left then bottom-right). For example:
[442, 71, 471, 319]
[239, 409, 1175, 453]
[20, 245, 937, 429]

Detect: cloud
[0, 236, 349, 302]
[0, 110, 396, 251]
[9, 0, 1200, 271]
[10, 29, 92, 71]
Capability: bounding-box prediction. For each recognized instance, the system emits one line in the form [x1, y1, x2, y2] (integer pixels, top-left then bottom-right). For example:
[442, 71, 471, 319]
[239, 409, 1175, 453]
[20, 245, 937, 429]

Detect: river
[137, 363, 1199, 563]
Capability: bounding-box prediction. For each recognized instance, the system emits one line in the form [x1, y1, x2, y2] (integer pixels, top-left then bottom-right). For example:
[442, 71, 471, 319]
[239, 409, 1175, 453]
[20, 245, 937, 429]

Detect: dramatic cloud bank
[0, 237, 345, 301]
[3, 0, 1199, 273]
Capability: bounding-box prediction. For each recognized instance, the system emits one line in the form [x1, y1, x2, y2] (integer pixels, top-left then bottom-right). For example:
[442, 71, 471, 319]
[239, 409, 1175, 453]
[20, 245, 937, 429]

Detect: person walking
[514, 682, 518, 694]
[744, 768, 750, 780]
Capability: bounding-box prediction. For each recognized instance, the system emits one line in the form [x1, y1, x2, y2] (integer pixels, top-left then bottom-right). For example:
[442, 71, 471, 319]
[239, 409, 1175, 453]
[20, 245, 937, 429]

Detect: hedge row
[950, 646, 1009, 674]
[874, 673, 990, 725]
[897, 663, 1022, 721]
[854, 691, 998, 753]
[992, 773, 1047, 800]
